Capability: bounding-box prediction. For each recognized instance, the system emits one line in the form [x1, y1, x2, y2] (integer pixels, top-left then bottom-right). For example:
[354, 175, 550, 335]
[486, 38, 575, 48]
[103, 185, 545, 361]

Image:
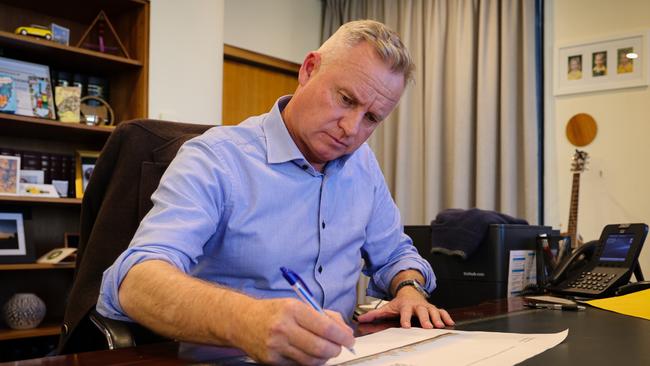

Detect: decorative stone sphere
[2, 293, 47, 330]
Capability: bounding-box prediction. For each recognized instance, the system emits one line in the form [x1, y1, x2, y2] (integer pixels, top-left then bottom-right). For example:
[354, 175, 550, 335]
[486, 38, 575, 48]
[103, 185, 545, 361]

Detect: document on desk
[327, 327, 568, 366]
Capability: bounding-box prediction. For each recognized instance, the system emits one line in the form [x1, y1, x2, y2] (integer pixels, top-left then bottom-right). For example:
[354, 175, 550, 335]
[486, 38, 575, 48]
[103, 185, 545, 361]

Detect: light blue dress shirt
[97, 96, 435, 321]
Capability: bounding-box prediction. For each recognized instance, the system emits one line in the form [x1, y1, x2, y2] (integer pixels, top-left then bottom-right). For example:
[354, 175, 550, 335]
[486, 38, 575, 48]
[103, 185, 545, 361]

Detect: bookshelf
[0, 323, 62, 341]
[0, 0, 149, 359]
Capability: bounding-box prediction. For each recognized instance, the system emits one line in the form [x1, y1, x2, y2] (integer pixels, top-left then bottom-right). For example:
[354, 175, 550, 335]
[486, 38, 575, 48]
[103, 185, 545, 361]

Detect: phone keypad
[566, 271, 617, 293]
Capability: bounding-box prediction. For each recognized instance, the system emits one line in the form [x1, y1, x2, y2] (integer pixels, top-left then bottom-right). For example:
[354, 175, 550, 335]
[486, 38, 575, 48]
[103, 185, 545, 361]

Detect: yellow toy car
[15, 25, 52, 40]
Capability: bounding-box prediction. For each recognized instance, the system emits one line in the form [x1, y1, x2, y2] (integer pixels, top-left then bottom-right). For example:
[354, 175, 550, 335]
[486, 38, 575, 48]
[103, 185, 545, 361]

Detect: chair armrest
[88, 309, 136, 349]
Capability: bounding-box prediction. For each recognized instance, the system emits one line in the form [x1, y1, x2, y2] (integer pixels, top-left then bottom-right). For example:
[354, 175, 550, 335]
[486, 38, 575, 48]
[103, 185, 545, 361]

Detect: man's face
[595, 53, 605, 66]
[283, 43, 405, 169]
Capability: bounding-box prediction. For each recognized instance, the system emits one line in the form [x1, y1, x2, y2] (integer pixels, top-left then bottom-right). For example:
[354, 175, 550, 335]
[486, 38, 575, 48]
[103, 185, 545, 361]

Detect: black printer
[405, 224, 558, 309]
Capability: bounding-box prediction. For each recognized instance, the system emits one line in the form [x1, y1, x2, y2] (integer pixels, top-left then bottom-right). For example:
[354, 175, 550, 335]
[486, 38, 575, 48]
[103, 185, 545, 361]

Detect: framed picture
[0, 212, 30, 263]
[19, 169, 44, 184]
[64, 232, 80, 248]
[75, 150, 100, 198]
[0, 155, 21, 196]
[51, 23, 70, 46]
[555, 31, 649, 95]
[0, 56, 55, 118]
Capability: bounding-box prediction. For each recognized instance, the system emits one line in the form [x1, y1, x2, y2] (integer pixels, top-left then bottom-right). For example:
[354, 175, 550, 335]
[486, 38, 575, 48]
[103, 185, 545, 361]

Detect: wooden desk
[7, 297, 650, 365]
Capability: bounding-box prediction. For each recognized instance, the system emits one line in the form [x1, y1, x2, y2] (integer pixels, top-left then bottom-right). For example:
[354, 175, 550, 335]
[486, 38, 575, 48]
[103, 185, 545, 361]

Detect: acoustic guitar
[567, 149, 589, 250]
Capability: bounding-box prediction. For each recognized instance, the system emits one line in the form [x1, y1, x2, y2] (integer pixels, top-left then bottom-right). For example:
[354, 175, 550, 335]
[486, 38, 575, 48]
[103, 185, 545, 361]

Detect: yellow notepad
[585, 289, 650, 320]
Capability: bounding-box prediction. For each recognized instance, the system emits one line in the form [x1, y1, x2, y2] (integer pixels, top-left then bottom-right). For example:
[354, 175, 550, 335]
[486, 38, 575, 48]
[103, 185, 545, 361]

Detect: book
[55, 86, 81, 122]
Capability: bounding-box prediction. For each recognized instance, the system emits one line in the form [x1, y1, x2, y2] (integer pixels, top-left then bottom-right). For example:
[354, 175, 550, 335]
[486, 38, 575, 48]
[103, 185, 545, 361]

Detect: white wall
[546, 0, 650, 274]
[148, 0, 224, 124]
[224, 0, 322, 63]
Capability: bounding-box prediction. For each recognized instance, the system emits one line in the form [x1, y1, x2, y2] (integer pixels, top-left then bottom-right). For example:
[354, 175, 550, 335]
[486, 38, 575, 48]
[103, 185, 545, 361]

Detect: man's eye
[365, 113, 378, 123]
[341, 94, 353, 106]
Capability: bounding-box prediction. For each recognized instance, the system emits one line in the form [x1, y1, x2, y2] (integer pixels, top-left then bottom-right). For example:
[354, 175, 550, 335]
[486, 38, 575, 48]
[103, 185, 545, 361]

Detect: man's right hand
[235, 298, 355, 365]
[119, 261, 354, 365]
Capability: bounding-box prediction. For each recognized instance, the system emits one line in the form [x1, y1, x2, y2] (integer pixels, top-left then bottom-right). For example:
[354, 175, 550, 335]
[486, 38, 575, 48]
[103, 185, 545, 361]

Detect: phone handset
[549, 240, 600, 285]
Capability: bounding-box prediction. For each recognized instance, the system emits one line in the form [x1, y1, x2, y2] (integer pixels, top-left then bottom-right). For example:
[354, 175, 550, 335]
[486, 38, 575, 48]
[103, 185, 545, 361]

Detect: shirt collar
[262, 95, 354, 169]
[263, 95, 305, 164]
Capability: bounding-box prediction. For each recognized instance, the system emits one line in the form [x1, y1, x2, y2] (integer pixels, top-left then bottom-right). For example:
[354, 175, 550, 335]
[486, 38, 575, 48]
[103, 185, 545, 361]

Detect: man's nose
[339, 112, 364, 137]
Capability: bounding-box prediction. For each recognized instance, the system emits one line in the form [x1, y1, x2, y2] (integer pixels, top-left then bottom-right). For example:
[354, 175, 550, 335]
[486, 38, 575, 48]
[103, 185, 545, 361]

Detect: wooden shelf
[0, 1, 148, 351]
[0, 112, 112, 145]
[0, 263, 75, 271]
[0, 0, 148, 25]
[0, 195, 81, 206]
[0, 323, 61, 341]
[0, 30, 142, 72]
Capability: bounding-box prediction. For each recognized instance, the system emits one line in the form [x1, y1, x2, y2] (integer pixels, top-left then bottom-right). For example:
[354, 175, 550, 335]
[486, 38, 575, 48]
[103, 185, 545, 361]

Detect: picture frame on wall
[75, 150, 100, 198]
[555, 31, 649, 95]
[0, 212, 31, 264]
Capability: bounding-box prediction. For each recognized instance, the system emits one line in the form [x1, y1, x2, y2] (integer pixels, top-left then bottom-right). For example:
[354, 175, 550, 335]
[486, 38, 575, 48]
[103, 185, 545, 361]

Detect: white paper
[18, 183, 59, 198]
[507, 250, 537, 296]
[328, 327, 568, 366]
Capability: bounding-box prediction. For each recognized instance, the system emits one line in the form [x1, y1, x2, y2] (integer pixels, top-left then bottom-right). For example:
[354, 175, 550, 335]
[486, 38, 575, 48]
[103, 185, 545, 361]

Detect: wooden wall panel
[222, 45, 299, 125]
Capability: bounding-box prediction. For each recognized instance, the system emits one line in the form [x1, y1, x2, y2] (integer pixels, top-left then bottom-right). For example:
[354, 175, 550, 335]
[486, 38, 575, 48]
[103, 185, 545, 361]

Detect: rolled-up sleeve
[361, 160, 435, 299]
[96, 138, 233, 320]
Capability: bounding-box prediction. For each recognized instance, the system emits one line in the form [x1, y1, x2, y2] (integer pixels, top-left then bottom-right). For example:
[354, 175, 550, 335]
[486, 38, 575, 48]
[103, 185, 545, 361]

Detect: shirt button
[301, 164, 309, 170]
[318, 266, 323, 273]
[322, 221, 326, 229]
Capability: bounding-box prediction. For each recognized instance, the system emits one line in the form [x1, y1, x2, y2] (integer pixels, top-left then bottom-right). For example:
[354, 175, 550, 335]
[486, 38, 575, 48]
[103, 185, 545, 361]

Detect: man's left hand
[356, 286, 454, 329]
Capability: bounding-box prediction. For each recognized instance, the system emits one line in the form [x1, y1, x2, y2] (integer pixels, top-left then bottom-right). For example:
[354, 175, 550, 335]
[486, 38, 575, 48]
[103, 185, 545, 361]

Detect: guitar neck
[567, 172, 580, 249]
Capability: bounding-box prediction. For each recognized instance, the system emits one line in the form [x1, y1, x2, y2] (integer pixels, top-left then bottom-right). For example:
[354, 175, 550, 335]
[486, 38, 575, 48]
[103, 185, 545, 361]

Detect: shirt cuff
[96, 248, 188, 320]
[366, 258, 437, 299]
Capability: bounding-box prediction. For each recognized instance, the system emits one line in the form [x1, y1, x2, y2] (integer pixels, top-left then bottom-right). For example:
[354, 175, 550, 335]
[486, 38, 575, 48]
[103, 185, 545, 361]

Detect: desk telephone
[548, 223, 648, 298]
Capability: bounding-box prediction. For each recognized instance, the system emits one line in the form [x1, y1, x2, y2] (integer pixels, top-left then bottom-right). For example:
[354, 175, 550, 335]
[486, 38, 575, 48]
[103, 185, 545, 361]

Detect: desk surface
[5, 297, 649, 365]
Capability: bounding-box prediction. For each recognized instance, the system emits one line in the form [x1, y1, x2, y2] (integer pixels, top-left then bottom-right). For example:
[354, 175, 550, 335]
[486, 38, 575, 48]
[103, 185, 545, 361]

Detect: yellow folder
[585, 289, 650, 320]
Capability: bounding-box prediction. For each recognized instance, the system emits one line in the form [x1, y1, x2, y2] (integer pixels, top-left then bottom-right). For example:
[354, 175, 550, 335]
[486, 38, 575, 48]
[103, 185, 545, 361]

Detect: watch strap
[394, 279, 429, 299]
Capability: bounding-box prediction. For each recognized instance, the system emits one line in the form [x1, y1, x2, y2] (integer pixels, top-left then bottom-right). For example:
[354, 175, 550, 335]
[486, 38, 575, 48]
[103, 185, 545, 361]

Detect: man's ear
[298, 51, 321, 86]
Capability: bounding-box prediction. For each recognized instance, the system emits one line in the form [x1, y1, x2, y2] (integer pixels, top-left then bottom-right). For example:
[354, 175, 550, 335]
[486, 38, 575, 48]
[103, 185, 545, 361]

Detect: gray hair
[320, 20, 414, 82]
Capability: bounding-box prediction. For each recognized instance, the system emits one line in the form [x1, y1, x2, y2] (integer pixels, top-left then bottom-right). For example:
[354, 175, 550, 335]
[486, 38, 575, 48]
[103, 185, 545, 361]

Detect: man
[98, 20, 453, 365]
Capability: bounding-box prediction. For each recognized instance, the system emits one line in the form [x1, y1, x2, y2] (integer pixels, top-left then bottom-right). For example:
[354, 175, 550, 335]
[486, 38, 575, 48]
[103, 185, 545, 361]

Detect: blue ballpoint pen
[280, 267, 356, 355]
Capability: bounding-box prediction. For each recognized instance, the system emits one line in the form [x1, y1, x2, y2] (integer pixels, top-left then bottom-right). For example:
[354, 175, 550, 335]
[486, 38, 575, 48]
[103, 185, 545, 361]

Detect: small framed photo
[0, 56, 55, 118]
[64, 232, 80, 248]
[51, 23, 70, 46]
[19, 169, 44, 184]
[555, 31, 649, 95]
[0, 212, 27, 261]
[75, 150, 100, 198]
[0, 155, 21, 196]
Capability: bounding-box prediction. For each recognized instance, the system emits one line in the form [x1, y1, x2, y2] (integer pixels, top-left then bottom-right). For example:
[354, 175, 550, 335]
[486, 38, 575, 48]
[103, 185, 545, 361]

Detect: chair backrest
[58, 119, 212, 354]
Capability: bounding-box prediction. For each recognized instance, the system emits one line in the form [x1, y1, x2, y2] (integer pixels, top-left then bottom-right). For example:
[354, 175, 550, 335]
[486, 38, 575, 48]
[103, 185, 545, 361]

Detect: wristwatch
[394, 279, 430, 299]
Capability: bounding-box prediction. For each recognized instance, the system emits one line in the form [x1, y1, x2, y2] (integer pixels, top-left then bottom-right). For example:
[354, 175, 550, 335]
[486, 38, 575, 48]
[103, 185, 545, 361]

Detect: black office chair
[57, 119, 212, 354]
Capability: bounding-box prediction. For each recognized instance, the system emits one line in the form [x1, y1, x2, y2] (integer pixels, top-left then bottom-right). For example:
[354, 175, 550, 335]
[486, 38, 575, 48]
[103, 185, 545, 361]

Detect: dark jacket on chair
[58, 119, 212, 354]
